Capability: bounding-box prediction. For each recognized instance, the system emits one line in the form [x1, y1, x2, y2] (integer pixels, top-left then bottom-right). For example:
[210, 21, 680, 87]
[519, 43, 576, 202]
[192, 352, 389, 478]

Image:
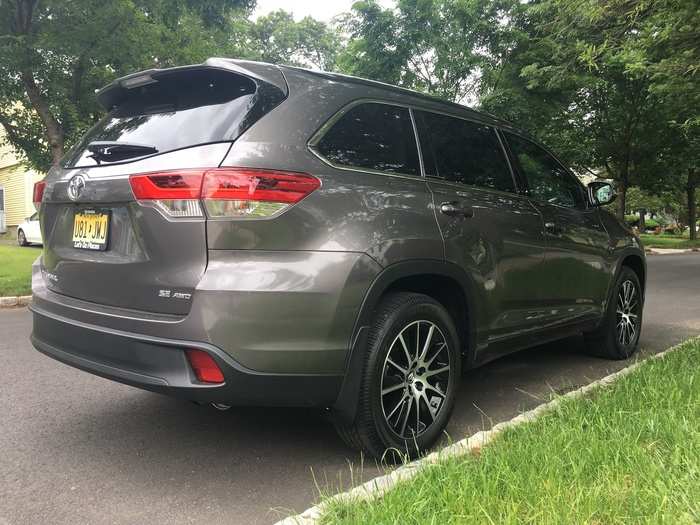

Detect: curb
[0, 295, 32, 308]
[275, 338, 696, 525]
[645, 248, 700, 255]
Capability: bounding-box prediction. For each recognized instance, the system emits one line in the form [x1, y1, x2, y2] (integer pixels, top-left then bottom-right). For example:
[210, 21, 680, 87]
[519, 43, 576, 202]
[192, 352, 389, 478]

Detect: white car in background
[17, 213, 42, 246]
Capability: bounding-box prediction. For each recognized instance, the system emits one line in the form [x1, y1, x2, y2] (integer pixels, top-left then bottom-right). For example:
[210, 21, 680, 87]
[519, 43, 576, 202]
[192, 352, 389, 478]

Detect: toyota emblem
[67, 174, 86, 201]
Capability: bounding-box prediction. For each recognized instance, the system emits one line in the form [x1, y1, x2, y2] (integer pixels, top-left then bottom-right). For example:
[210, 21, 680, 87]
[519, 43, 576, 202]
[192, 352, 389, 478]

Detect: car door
[502, 131, 609, 326]
[414, 110, 548, 344]
[26, 212, 42, 243]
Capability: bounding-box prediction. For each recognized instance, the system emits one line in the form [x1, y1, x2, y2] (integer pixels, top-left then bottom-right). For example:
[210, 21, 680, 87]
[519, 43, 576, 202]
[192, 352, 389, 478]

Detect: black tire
[334, 292, 461, 460]
[584, 267, 643, 359]
[17, 229, 28, 246]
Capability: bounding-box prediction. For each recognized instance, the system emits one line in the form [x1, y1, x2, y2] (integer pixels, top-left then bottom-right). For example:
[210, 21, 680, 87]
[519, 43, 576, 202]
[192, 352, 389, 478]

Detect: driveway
[1, 254, 699, 524]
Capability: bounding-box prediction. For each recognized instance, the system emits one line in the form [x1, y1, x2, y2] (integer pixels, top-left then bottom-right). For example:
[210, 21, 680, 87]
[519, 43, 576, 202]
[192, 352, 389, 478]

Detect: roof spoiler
[96, 58, 288, 110]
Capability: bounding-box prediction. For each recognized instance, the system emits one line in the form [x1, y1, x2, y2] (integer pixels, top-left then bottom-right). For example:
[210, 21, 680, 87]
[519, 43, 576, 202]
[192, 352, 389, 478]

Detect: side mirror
[588, 181, 616, 206]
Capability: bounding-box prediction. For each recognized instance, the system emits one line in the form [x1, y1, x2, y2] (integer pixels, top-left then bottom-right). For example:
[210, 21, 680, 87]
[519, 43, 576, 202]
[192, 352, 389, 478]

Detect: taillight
[129, 168, 319, 219]
[129, 171, 204, 218]
[201, 168, 320, 218]
[33, 180, 46, 210]
[185, 349, 224, 384]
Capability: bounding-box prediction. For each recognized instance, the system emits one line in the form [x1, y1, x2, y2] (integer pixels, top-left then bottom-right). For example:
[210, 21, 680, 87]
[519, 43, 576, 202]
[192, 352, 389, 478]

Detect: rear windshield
[64, 68, 284, 168]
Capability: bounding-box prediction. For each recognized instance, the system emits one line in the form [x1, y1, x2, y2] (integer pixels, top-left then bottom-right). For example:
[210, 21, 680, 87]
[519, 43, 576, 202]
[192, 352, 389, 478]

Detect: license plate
[72, 210, 110, 251]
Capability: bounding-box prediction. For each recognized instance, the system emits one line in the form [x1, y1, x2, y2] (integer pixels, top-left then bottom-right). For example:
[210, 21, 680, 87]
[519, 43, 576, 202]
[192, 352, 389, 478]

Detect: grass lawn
[321, 339, 700, 524]
[639, 233, 700, 249]
[0, 244, 40, 296]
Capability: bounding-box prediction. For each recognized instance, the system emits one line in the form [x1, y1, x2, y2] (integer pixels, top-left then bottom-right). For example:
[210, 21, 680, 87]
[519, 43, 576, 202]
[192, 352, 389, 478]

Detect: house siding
[0, 130, 44, 231]
[1, 165, 39, 227]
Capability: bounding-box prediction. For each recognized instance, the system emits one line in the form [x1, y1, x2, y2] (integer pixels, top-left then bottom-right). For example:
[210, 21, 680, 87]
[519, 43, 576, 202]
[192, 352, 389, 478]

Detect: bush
[644, 218, 660, 230]
[625, 214, 640, 226]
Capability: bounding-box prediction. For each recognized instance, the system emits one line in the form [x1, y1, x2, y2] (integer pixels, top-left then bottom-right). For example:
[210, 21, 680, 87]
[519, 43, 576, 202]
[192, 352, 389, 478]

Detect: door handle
[544, 221, 563, 235]
[440, 202, 474, 218]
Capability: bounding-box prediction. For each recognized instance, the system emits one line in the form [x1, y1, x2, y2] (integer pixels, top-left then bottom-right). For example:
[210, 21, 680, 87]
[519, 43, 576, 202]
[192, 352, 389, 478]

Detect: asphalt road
[1, 254, 699, 525]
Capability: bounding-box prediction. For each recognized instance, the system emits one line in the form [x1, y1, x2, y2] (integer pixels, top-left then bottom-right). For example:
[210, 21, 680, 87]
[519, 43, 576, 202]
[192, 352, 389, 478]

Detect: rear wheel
[334, 292, 460, 460]
[584, 267, 643, 359]
[17, 229, 28, 246]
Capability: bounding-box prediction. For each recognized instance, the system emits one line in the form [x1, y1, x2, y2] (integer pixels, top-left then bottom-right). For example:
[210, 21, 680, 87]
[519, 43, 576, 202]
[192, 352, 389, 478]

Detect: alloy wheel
[380, 320, 452, 439]
[616, 280, 640, 346]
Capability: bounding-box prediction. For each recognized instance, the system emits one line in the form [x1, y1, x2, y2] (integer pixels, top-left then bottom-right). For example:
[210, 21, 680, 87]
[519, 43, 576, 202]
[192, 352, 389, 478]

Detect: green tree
[242, 10, 339, 70]
[337, 0, 515, 102]
[0, 0, 254, 171]
[479, 0, 688, 220]
[625, 186, 686, 231]
[640, 0, 700, 238]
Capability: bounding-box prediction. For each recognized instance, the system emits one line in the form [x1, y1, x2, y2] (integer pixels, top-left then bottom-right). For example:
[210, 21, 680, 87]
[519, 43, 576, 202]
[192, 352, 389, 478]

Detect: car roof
[279, 64, 519, 131]
[97, 57, 532, 141]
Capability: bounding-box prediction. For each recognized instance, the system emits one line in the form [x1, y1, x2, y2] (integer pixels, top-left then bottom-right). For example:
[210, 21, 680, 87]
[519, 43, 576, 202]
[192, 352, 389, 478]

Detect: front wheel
[584, 267, 643, 359]
[17, 229, 28, 246]
[334, 292, 460, 460]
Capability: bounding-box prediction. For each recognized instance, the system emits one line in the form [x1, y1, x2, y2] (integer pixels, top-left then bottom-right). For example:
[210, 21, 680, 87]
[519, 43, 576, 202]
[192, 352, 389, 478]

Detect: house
[0, 129, 44, 235]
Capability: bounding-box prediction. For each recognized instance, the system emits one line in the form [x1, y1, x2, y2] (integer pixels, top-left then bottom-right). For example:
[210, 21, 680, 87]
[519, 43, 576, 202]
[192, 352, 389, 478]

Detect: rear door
[39, 65, 286, 315]
[503, 132, 609, 325]
[415, 110, 548, 342]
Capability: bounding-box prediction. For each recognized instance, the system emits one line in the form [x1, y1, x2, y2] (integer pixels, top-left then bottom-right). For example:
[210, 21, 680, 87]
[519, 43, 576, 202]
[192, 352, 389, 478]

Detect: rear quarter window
[314, 102, 420, 176]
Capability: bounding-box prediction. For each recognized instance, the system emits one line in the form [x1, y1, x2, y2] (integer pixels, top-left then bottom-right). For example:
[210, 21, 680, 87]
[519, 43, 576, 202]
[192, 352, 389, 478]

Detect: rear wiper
[87, 141, 158, 164]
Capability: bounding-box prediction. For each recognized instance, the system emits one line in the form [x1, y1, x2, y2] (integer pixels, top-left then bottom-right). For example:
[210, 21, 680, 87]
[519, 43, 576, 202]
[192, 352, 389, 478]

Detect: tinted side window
[505, 133, 585, 208]
[316, 103, 420, 176]
[416, 111, 514, 192]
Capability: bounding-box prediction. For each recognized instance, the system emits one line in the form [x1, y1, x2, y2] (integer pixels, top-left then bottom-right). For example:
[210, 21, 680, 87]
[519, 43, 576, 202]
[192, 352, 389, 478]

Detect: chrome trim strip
[408, 107, 426, 178]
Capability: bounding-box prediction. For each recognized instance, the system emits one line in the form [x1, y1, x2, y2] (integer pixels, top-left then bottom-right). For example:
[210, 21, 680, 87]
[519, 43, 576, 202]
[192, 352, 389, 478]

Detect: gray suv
[30, 58, 645, 458]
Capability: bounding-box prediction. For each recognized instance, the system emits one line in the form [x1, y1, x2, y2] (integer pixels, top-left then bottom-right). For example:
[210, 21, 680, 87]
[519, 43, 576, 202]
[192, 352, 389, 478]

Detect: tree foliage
[478, 0, 699, 221]
[0, 0, 337, 172]
[336, 0, 515, 102]
[242, 10, 339, 70]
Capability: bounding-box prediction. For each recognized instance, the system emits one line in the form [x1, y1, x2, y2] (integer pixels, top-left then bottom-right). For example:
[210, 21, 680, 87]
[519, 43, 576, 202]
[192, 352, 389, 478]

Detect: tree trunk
[638, 209, 646, 232]
[616, 180, 627, 221]
[21, 70, 65, 166]
[688, 169, 698, 241]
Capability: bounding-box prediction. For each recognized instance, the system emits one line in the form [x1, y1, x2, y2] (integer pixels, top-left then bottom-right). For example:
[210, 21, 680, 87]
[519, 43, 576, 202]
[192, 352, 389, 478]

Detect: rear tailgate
[38, 62, 287, 315]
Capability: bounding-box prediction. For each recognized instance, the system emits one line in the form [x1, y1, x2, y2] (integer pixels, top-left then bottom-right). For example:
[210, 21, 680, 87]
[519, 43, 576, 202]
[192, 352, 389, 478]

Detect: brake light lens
[185, 349, 224, 384]
[128, 168, 319, 219]
[33, 180, 46, 210]
[129, 172, 203, 199]
[129, 171, 204, 218]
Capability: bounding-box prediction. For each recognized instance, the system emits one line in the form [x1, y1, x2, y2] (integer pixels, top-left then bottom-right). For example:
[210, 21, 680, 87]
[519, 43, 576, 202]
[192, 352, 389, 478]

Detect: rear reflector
[129, 168, 319, 219]
[185, 349, 225, 384]
[33, 180, 46, 210]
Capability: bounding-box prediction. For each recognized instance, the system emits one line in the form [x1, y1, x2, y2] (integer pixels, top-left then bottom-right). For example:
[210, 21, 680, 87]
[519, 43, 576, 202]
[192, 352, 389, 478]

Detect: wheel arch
[620, 253, 646, 295]
[332, 259, 479, 424]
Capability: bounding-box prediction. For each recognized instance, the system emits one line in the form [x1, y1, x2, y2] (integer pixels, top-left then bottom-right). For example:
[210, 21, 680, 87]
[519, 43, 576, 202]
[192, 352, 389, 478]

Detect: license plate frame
[72, 209, 111, 251]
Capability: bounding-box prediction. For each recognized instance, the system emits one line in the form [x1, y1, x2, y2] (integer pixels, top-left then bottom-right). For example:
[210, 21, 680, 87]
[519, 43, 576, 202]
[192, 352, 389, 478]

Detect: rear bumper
[30, 304, 342, 407]
[33, 250, 381, 375]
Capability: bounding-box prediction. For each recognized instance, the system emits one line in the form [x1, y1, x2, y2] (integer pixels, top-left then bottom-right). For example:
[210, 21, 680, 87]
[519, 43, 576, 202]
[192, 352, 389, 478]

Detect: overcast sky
[253, 0, 394, 22]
